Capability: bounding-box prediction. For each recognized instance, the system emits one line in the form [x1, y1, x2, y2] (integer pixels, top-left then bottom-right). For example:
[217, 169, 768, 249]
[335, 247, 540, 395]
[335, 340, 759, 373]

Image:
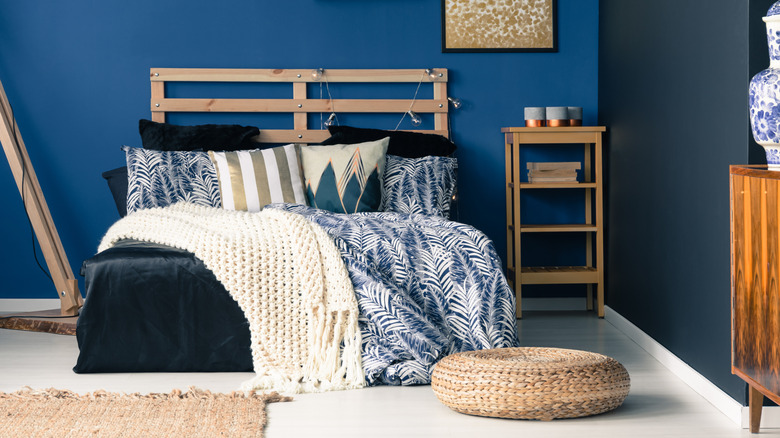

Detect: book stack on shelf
[527, 162, 581, 183]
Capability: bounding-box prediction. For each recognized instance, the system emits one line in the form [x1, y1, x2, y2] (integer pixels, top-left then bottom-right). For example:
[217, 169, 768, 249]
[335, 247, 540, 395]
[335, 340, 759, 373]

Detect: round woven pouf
[431, 347, 630, 420]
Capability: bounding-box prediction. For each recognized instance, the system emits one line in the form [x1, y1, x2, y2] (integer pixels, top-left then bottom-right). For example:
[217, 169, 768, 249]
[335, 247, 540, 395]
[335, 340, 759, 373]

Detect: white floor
[0, 311, 765, 437]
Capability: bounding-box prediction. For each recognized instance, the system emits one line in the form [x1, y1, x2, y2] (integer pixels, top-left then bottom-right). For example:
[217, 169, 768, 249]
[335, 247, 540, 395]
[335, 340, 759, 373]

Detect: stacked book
[527, 162, 581, 183]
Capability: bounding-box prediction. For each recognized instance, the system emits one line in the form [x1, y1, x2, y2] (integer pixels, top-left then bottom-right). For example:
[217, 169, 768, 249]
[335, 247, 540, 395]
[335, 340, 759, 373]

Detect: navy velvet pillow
[321, 125, 456, 158]
[102, 166, 128, 217]
[139, 119, 260, 151]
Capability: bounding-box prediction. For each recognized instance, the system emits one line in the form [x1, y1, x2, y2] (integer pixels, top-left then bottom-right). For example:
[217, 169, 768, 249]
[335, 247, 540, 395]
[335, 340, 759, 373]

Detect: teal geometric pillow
[299, 137, 389, 214]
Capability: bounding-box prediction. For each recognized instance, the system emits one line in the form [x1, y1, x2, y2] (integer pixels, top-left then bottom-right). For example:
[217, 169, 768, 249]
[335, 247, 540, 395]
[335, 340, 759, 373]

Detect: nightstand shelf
[521, 266, 599, 284]
[503, 126, 606, 318]
[519, 224, 598, 233]
[517, 182, 598, 189]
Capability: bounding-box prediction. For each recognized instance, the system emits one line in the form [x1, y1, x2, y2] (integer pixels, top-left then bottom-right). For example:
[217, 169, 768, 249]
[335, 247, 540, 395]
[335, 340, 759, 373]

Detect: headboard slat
[256, 129, 450, 144]
[433, 82, 449, 133]
[150, 81, 165, 123]
[150, 68, 447, 83]
[292, 82, 307, 131]
[151, 99, 449, 114]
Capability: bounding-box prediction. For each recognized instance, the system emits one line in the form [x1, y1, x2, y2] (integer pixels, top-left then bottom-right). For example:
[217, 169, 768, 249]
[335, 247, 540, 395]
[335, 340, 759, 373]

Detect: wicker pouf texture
[431, 347, 630, 420]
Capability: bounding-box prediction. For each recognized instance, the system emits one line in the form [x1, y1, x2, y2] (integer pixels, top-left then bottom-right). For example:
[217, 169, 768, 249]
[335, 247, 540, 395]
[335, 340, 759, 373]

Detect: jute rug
[0, 387, 291, 438]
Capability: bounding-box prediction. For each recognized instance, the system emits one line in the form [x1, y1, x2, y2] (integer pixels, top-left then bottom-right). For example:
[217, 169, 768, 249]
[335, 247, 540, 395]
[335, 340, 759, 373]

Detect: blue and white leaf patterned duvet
[273, 204, 520, 386]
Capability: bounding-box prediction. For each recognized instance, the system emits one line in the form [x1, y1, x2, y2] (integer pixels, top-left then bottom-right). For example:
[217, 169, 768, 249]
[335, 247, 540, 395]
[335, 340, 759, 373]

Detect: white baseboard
[0, 298, 61, 313]
[523, 297, 586, 311]
[605, 305, 780, 429]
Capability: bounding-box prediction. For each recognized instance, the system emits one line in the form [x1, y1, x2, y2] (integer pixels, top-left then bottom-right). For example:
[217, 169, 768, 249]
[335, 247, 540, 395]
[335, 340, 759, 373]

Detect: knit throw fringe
[99, 203, 365, 393]
[0, 386, 290, 438]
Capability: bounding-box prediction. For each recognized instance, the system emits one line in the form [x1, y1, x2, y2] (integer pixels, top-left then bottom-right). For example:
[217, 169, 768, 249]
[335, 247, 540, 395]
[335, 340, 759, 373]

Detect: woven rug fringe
[0, 386, 292, 403]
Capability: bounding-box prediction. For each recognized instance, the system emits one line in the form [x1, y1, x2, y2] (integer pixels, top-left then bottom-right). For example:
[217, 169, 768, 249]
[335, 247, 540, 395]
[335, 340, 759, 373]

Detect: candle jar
[524, 107, 546, 127]
[546, 107, 569, 127]
[568, 107, 583, 126]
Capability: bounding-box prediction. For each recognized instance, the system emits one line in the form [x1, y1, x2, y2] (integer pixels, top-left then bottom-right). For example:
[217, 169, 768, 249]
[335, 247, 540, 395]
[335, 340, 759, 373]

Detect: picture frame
[441, 0, 557, 53]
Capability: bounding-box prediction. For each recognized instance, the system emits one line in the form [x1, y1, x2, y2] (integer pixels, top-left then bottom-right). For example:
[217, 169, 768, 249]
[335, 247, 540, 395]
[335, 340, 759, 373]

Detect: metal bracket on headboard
[149, 68, 450, 143]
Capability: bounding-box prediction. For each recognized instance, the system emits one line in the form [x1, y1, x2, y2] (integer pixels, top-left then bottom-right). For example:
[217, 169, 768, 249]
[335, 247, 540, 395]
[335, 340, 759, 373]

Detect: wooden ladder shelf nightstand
[503, 126, 606, 318]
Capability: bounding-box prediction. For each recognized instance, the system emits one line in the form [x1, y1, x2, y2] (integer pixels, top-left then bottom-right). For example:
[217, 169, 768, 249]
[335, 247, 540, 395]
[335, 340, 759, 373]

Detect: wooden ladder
[0, 78, 82, 316]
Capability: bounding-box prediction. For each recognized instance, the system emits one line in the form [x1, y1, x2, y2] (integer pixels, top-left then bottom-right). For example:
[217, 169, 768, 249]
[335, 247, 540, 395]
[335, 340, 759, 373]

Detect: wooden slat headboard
[150, 68, 449, 144]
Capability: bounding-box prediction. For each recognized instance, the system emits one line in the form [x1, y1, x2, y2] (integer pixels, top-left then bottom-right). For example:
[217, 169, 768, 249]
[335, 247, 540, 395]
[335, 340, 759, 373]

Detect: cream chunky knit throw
[98, 202, 364, 393]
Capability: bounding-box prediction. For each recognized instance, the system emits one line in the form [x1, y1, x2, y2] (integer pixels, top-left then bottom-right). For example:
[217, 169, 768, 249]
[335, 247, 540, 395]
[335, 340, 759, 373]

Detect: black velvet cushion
[139, 119, 260, 151]
[320, 125, 456, 158]
[102, 166, 128, 217]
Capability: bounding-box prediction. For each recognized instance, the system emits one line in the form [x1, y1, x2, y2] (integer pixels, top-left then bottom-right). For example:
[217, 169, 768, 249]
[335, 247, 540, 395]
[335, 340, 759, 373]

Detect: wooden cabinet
[730, 165, 780, 433]
[503, 126, 606, 318]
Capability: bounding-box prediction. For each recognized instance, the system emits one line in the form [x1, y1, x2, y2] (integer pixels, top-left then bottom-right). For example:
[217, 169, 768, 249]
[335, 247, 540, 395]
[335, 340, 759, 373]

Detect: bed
[74, 68, 519, 390]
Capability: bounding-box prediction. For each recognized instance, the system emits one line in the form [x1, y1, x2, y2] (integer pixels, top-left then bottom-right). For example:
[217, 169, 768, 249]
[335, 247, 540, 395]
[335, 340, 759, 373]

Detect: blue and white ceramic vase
[751, 2, 780, 170]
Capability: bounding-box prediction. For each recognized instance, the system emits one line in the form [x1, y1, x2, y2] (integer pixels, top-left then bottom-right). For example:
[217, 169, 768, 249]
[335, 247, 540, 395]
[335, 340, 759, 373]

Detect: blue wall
[0, 0, 599, 299]
[599, 0, 768, 404]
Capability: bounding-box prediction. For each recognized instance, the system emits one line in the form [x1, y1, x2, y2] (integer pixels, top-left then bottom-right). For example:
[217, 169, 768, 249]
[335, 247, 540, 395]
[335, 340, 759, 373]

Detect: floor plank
[0, 311, 764, 437]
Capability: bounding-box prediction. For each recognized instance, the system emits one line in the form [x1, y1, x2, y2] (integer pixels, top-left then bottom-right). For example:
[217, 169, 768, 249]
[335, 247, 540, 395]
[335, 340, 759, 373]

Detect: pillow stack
[105, 122, 458, 219]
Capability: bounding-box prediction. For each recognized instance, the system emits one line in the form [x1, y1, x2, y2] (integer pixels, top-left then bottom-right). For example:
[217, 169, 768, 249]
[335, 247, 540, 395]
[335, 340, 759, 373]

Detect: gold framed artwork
[441, 0, 557, 52]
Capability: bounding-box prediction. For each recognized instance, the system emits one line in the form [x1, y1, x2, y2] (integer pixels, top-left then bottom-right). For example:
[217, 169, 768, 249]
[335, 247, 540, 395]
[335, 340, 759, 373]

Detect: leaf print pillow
[380, 155, 457, 219]
[123, 146, 222, 214]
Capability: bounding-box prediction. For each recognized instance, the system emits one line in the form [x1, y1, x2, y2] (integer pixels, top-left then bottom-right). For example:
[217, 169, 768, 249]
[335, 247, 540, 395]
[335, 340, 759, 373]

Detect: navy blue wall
[599, 0, 772, 404]
[0, 0, 599, 299]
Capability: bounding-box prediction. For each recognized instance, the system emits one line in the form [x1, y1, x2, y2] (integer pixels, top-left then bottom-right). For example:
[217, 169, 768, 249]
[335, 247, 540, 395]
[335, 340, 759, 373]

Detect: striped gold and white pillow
[208, 144, 307, 211]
